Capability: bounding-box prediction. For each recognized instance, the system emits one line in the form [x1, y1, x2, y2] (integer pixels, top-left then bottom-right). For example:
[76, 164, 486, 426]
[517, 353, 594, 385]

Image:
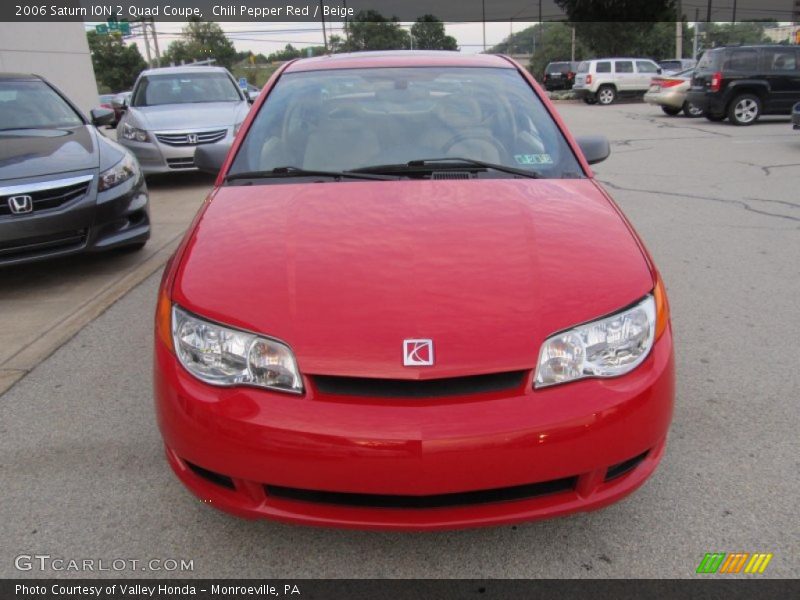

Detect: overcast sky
[91, 21, 540, 58]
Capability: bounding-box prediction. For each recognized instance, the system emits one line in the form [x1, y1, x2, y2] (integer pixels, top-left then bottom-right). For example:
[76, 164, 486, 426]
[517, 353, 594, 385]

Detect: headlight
[172, 306, 303, 394]
[98, 153, 139, 191]
[233, 121, 244, 135]
[121, 122, 149, 142]
[534, 295, 656, 388]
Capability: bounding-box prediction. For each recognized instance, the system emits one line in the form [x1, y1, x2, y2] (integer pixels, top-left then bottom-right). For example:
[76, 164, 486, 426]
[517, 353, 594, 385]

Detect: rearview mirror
[575, 135, 610, 165]
[195, 143, 232, 175]
[90, 107, 114, 127]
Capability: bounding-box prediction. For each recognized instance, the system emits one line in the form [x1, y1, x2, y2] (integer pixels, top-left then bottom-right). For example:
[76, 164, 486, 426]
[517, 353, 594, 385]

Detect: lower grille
[0, 229, 87, 260]
[167, 157, 195, 169]
[266, 476, 577, 509]
[312, 370, 526, 399]
[185, 461, 235, 490]
[605, 450, 649, 481]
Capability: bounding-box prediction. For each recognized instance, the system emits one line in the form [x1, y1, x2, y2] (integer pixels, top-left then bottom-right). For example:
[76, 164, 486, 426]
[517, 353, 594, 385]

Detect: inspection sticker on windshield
[514, 154, 553, 165]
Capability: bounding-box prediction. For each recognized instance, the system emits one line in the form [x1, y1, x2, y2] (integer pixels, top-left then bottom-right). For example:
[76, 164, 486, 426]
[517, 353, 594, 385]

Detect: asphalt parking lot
[1, 103, 798, 579]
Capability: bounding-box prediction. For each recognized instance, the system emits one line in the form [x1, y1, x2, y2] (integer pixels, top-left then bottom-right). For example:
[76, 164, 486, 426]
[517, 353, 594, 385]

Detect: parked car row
[0, 73, 149, 267]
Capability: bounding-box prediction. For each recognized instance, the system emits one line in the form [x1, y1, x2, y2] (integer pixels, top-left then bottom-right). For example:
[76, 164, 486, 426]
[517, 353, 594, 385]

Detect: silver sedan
[644, 68, 703, 118]
[117, 66, 251, 175]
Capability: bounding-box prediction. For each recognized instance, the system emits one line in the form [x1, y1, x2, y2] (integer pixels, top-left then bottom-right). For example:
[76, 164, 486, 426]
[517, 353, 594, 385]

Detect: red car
[154, 52, 674, 530]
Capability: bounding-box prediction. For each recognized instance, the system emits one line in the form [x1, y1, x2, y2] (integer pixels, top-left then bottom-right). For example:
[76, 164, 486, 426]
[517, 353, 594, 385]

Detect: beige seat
[303, 116, 380, 171]
[421, 95, 501, 163]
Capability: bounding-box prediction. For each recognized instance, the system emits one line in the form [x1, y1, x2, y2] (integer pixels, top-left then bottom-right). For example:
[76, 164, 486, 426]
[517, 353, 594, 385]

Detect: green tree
[162, 19, 237, 69]
[703, 21, 772, 48]
[555, 0, 677, 56]
[87, 31, 147, 92]
[343, 10, 410, 51]
[410, 15, 458, 50]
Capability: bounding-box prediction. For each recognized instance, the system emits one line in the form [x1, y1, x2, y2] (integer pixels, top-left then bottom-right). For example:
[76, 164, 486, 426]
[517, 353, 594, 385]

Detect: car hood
[174, 179, 653, 379]
[0, 126, 98, 181]
[128, 102, 248, 131]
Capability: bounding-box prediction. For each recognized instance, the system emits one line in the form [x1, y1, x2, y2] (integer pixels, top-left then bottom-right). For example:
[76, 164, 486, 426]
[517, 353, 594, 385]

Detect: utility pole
[141, 21, 152, 66]
[676, 1, 683, 59]
[149, 18, 160, 67]
[319, 0, 328, 52]
[571, 26, 576, 62]
[482, 0, 486, 52]
[693, 9, 700, 60]
[732, 0, 737, 23]
[706, 0, 712, 23]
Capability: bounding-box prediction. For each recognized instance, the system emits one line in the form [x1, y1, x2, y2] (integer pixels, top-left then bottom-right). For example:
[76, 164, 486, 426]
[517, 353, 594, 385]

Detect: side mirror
[90, 107, 115, 127]
[195, 143, 232, 175]
[575, 135, 610, 165]
[656, 67, 663, 74]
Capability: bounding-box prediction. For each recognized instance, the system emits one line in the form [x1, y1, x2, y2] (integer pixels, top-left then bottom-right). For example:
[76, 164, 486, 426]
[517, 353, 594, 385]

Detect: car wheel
[596, 86, 616, 105]
[705, 113, 726, 122]
[661, 105, 682, 116]
[683, 101, 704, 118]
[728, 94, 761, 126]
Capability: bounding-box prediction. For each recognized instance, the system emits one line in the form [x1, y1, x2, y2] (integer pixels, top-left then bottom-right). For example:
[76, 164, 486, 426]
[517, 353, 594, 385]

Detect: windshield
[546, 63, 570, 73]
[132, 72, 242, 107]
[0, 80, 83, 130]
[230, 66, 583, 179]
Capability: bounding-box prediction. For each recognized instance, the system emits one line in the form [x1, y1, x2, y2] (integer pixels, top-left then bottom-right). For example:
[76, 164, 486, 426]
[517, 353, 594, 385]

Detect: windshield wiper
[226, 166, 395, 182]
[351, 157, 542, 179]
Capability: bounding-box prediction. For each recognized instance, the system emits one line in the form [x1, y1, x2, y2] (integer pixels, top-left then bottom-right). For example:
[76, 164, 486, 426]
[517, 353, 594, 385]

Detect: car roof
[0, 72, 42, 81]
[138, 66, 231, 77]
[284, 51, 515, 73]
[585, 58, 656, 62]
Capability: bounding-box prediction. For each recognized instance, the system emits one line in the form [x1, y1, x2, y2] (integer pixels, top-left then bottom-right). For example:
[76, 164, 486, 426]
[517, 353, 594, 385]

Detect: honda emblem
[8, 195, 33, 214]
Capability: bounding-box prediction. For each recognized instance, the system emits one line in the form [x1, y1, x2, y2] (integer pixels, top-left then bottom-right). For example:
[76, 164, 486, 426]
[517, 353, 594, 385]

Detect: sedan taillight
[710, 71, 722, 92]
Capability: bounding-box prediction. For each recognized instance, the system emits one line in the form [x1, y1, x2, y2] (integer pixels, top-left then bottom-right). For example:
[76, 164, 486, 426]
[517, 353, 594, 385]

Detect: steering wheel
[441, 133, 508, 160]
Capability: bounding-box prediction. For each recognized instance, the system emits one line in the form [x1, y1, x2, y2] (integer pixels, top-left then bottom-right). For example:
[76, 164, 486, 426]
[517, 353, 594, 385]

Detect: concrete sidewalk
[0, 170, 213, 395]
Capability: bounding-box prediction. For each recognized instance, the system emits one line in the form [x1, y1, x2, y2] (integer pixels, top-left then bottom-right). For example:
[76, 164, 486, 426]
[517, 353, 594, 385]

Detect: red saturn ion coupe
[154, 52, 674, 530]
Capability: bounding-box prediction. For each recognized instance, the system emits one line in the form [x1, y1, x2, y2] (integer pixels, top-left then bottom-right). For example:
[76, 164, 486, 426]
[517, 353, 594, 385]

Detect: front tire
[683, 101, 704, 118]
[596, 85, 616, 105]
[728, 94, 761, 126]
[661, 105, 682, 116]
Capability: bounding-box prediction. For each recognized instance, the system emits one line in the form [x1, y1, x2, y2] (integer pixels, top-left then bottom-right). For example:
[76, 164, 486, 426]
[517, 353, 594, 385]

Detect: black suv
[542, 61, 579, 91]
[687, 45, 800, 125]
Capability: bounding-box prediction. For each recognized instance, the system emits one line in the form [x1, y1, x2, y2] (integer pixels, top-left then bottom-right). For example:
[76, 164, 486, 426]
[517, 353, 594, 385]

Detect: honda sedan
[154, 51, 674, 530]
[118, 66, 250, 175]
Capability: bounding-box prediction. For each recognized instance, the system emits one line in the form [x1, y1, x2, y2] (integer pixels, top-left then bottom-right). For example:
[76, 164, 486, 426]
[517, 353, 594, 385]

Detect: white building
[0, 22, 99, 114]
[764, 24, 800, 45]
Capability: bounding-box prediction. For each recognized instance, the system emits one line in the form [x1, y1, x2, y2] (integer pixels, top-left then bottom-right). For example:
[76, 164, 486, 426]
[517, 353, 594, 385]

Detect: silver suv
[572, 58, 662, 105]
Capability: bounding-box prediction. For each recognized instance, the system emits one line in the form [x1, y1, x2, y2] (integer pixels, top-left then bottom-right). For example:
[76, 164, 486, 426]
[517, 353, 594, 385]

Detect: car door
[636, 60, 660, 91]
[614, 60, 636, 92]
[759, 47, 800, 113]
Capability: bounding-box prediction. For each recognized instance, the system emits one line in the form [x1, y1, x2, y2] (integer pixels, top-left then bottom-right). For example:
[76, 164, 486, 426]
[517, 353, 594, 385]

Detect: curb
[0, 234, 182, 396]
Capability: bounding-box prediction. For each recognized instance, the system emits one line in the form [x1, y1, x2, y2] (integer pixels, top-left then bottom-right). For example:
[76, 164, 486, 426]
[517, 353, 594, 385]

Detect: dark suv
[687, 45, 800, 125]
[542, 61, 579, 91]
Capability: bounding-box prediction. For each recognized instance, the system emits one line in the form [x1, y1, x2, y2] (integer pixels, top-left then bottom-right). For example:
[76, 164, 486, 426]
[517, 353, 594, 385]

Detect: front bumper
[119, 129, 234, 175]
[0, 171, 149, 266]
[154, 327, 675, 530]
